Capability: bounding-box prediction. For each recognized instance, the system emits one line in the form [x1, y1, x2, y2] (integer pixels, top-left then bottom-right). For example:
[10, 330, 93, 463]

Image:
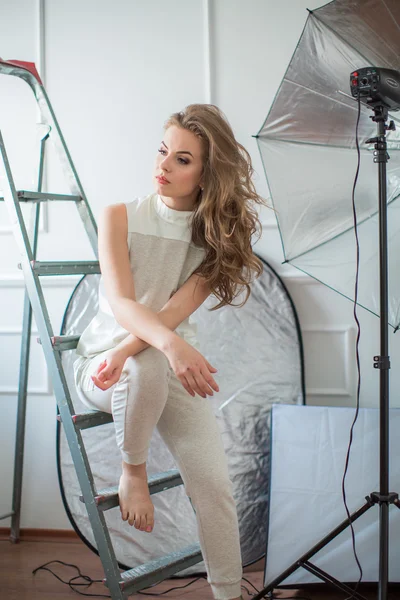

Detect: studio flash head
[350, 67, 400, 111]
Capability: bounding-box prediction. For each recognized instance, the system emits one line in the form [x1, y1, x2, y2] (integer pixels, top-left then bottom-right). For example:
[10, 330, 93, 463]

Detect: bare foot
[118, 461, 154, 532]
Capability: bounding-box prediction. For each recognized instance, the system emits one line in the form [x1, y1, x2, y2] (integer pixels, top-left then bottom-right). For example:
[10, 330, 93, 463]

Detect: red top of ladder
[0, 58, 43, 85]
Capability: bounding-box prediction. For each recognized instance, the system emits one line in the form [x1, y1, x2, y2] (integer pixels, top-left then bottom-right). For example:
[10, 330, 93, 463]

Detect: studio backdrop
[57, 255, 305, 575]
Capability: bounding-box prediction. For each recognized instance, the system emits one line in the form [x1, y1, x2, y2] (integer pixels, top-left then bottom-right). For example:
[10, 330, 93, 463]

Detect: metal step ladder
[0, 58, 203, 599]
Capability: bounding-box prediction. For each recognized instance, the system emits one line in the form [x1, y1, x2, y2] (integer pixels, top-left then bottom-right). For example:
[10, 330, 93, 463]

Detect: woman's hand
[90, 348, 128, 391]
[163, 335, 219, 398]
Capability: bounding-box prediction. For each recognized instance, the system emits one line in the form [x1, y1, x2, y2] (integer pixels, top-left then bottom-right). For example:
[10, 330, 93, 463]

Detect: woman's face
[153, 125, 204, 200]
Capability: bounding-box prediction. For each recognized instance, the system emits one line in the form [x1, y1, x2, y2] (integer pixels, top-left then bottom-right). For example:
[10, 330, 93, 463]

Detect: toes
[137, 514, 153, 532]
[145, 513, 154, 533]
[120, 508, 128, 521]
[120, 508, 154, 531]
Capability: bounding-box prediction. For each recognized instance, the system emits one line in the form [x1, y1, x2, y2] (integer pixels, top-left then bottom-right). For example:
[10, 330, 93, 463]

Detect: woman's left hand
[91, 348, 128, 391]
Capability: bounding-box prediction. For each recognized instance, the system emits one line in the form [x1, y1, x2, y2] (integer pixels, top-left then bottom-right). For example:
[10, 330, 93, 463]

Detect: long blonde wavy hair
[163, 103, 273, 311]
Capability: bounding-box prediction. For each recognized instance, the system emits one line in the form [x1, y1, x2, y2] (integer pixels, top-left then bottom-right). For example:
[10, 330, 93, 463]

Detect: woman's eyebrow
[161, 140, 194, 158]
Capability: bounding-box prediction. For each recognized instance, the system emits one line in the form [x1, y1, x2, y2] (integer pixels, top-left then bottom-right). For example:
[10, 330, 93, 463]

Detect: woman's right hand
[163, 335, 219, 398]
[90, 347, 128, 391]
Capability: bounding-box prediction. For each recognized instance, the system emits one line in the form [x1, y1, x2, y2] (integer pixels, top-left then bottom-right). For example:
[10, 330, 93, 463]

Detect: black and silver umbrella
[255, 0, 400, 329]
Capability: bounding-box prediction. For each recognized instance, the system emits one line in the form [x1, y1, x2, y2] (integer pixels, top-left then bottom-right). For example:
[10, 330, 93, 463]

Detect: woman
[73, 103, 269, 600]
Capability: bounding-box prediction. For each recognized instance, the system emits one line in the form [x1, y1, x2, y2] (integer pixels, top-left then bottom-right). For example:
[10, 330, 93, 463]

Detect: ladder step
[37, 334, 80, 351]
[57, 409, 113, 430]
[79, 469, 184, 511]
[104, 542, 202, 595]
[0, 190, 82, 202]
[18, 260, 100, 275]
[0, 510, 15, 520]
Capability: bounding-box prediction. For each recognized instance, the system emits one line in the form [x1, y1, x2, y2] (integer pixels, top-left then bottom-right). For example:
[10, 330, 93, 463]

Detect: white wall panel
[302, 326, 356, 397]
[0, 328, 51, 395]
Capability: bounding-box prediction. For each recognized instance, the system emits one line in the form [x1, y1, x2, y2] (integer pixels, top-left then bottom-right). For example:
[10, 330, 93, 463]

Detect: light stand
[252, 79, 400, 600]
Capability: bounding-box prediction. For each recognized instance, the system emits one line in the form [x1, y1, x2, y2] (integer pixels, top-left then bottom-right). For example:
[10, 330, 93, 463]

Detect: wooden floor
[1, 535, 399, 600]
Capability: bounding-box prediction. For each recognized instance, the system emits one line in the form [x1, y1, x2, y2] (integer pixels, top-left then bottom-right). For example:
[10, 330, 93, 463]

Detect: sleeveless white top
[75, 192, 206, 358]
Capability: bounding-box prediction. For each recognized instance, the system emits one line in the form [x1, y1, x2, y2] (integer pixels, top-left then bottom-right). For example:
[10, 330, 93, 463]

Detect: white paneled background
[1, 0, 398, 531]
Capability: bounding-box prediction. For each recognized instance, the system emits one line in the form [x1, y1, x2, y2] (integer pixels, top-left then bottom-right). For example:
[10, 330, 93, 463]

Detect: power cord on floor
[32, 560, 313, 599]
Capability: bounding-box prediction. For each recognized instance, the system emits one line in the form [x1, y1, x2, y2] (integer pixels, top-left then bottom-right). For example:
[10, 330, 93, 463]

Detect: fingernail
[146, 526, 152, 532]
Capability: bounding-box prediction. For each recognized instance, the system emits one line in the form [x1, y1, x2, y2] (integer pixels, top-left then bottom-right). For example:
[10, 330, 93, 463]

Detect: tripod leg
[379, 503, 389, 600]
[251, 499, 373, 600]
[302, 561, 367, 600]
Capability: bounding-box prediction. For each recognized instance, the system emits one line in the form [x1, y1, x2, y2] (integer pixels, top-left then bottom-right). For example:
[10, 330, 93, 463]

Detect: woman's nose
[160, 160, 169, 171]
[160, 155, 171, 170]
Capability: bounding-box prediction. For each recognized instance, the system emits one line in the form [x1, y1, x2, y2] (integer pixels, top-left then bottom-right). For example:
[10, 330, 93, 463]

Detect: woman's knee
[121, 346, 170, 385]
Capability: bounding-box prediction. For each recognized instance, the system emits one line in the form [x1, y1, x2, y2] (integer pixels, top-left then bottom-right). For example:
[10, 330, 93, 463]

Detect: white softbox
[265, 404, 400, 586]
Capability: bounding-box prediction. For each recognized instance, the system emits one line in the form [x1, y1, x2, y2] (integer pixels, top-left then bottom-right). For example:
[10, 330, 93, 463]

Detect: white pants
[73, 345, 243, 600]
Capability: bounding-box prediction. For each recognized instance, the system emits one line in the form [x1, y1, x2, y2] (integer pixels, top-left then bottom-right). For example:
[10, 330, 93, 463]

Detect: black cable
[135, 573, 209, 596]
[32, 559, 112, 598]
[32, 560, 209, 598]
[240, 576, 312, 599]
[339, 90, 364, 600]
[32, 560, 313, 599]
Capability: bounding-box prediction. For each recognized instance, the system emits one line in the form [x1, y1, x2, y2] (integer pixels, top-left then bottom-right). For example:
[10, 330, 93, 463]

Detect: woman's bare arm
[110, 272, 212, 358]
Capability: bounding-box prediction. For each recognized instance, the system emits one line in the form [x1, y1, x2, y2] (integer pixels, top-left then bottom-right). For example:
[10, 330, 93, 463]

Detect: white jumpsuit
[73, 192, 243, 600]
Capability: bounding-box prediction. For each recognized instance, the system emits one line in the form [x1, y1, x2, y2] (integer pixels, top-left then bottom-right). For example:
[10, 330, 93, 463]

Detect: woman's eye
[158, 149, 188, 165]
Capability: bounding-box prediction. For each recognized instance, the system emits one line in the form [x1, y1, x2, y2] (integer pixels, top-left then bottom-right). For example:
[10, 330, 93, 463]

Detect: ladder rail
[10, 129, 47, 540]
[0, 130, 126, 600]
